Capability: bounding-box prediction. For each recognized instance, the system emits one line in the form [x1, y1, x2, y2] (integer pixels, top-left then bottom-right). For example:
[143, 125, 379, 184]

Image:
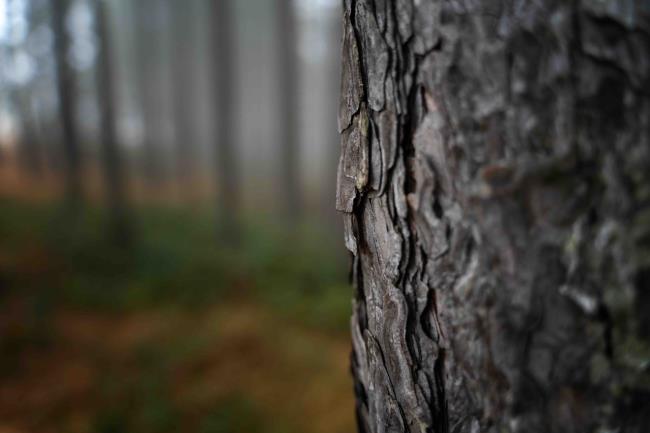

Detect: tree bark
[337, 1, 650, 432]
[52, 0, 82, 208]
[95, 0, 131, 247]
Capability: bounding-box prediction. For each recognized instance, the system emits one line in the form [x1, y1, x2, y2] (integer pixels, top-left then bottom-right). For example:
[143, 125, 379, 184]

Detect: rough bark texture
[337, 1, 650, 432]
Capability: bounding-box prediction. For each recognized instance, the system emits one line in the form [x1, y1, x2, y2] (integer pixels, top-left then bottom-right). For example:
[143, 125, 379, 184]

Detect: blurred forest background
[0, 1, 352, 433]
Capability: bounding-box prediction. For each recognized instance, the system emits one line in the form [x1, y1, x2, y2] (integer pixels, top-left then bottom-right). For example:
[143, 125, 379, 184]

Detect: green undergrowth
[0, 197, 350, 333]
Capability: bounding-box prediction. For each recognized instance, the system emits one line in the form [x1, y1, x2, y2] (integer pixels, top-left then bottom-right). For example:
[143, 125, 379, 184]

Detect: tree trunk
[210, 0, 239, 235]
[133, 0, 163, 184]
[323, 6, 344, 228]
[338, 1, 650, 432]
[95, 0, 131, 247]
[16, 89, 43, 179]
[276, 0, 300, 220]
[52, 0, 82, 208]
[170, 0, 197, 191]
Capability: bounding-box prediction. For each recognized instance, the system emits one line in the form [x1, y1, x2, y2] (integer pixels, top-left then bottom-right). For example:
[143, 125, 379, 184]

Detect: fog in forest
[0, 1, 352, 432]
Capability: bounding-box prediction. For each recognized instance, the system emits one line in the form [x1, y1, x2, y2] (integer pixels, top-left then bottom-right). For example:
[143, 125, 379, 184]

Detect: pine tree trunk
[210, 0, 239, 235]
[16, 89, 43, 179]
[324, 8, 343, 227]
[276, 0, 300, 219]
[170, 0, 197, 190]
[95, 0, 131, 247]
[52, 0, 82, 207]
[133, 0, 163, 184]
[337, 1, 650, 432]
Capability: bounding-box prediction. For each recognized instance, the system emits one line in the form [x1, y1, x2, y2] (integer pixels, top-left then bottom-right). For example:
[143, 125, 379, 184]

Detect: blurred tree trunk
[95, 0, 132, 247]
[276, 0, 300, 220]
[210, 0, 238, 235]
[339, 1, 650, 432]
[133, 0, 163, 184]
[52, 0, 82, 208]
[323, 8, 342, 228]
[16, 89, 43, 179]
[170, 0, 197, 192]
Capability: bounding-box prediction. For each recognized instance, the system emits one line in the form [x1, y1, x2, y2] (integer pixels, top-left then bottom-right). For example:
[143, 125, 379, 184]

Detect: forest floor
[0, 198, 354, 433]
